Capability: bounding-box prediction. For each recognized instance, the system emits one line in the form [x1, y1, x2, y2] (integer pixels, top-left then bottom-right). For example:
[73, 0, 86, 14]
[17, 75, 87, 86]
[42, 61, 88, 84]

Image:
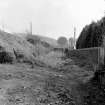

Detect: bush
[0, 51, 14, 63]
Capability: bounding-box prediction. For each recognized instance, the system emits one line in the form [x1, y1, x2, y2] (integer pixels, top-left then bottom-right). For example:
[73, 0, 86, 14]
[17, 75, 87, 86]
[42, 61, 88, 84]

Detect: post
[101, 36, 105, 65]
[30, 22, 32, 35]
[74, 27, 76, 49]
[98, 47, 100, 65]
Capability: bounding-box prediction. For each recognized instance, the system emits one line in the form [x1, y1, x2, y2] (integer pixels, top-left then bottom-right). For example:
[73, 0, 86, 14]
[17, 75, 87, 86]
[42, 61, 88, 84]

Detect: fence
[53, 47, 105, 66]
[64, 47, 105, 71]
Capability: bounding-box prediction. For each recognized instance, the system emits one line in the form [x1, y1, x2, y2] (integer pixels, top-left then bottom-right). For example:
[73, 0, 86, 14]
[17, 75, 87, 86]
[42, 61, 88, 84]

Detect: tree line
[76, 17, 105, 49]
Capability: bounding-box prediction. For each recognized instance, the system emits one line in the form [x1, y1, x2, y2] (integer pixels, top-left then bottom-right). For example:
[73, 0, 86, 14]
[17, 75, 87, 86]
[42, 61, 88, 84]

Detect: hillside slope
[18, 33, 59, 48]
[0, 30, 38, 63]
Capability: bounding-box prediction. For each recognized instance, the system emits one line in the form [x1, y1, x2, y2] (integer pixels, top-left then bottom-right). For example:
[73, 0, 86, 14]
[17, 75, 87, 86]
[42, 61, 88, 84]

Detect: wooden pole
[74, 27, 76, 49]
[30, 22, 32, 35]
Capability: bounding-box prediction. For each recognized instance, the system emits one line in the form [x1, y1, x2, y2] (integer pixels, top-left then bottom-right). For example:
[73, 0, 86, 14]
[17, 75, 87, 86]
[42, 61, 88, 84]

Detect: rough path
[0, 51, 94, 105]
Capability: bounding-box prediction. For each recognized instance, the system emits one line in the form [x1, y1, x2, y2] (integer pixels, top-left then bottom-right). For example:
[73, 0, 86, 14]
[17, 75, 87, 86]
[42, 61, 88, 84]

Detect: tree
[57, 36, 68, 48]
[76, 17, 105, 49]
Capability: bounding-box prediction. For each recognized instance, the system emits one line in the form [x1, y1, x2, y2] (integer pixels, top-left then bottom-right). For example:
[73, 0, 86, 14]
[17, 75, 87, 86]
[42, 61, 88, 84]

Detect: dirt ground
[0, 51, 94, 105]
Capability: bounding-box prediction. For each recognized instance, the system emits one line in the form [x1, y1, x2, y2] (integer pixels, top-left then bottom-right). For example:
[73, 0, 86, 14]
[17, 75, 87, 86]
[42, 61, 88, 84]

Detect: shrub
[0, 51, 14, 63]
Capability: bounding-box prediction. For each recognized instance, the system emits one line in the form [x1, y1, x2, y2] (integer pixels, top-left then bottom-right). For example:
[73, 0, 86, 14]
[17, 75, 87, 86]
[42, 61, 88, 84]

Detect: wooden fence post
[99, 47, 105, 65]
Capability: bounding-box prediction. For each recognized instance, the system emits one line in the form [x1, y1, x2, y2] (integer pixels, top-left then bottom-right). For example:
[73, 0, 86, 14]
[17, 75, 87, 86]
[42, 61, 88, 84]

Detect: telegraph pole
[1, 21, 5, 31]
[74, 27, 76, 49]
[30, 22, 32, 35]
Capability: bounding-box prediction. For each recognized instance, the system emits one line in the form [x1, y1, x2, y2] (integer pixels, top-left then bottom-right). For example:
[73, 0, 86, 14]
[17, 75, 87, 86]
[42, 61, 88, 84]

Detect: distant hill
[37, 35, 59, 47]
[16, 33, 59, 48]
[76, 17, 105, 49]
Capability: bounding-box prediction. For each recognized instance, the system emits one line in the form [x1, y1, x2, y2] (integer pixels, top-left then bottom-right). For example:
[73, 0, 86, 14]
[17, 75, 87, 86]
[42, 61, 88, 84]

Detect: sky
[0, 0, 105, 39]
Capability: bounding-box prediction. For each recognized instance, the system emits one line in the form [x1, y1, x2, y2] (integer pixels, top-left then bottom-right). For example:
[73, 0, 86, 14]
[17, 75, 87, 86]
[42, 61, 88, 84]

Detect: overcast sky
[0, 0, 105, 39]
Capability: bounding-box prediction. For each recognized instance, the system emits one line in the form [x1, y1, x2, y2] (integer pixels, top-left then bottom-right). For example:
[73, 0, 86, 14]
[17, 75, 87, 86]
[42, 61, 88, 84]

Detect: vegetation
[57, 36, 68, 47]
[0, 51, 14, 63]
[76, 17, 105, 49]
